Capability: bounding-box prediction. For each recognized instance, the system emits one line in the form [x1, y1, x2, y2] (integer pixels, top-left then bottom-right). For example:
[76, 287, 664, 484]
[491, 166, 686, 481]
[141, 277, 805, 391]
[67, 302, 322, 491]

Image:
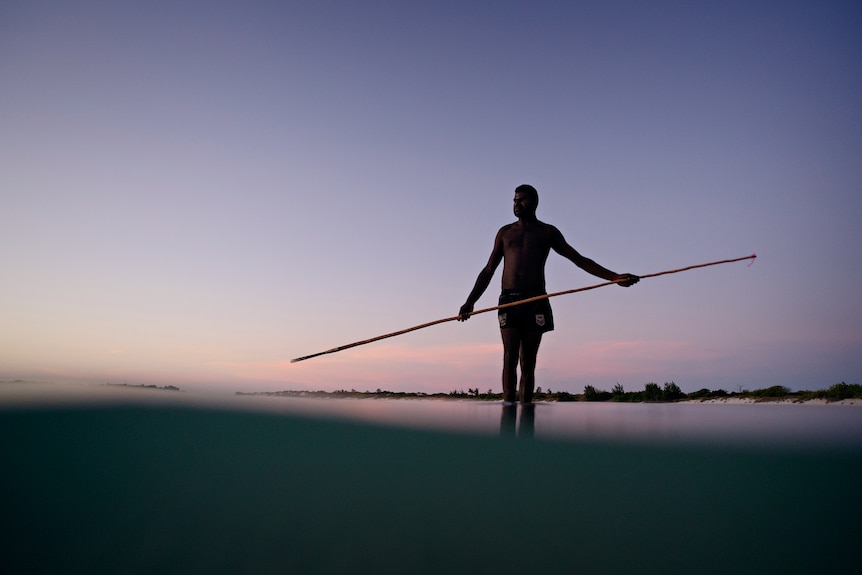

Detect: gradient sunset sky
[2, 1, 860, 394]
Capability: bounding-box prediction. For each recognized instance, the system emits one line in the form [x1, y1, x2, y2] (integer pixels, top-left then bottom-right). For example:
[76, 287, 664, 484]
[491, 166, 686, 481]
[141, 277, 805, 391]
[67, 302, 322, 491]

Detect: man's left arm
[549, 226, 639, 286]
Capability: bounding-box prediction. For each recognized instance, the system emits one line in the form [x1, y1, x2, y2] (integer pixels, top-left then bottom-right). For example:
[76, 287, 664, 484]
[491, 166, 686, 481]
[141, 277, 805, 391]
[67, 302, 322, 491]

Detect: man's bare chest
[501, 226, 552, 255]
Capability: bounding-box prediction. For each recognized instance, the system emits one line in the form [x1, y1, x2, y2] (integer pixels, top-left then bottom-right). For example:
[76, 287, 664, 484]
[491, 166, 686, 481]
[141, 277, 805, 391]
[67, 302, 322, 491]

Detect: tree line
[241, 382, 861, 403]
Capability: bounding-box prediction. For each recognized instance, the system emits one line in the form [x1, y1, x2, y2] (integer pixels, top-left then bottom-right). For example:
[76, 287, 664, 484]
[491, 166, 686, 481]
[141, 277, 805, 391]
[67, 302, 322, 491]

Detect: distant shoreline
[3, 380, 860, 405]
[683, 396, 861, 405]
[236, 383, 862, 405]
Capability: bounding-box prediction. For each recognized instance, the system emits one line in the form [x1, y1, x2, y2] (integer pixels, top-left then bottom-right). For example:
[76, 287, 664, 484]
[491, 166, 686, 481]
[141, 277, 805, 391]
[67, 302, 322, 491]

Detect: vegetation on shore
[237, 382, 862, 403]
[104, 383, 182, 392]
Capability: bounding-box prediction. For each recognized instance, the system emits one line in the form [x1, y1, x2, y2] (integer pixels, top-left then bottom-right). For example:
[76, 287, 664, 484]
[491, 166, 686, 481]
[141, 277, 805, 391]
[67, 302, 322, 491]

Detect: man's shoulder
[495, 222, 519, 237]
[497, 220, 559, 236]
[523, 219, 560, 234]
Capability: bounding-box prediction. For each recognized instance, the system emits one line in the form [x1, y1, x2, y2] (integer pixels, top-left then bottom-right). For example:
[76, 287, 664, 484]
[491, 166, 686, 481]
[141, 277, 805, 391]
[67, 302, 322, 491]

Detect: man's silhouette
[459, 185, 638, 404]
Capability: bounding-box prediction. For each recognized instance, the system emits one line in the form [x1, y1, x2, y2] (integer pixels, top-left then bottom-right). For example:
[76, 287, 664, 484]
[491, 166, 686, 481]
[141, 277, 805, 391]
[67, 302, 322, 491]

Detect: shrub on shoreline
[798, 382, 862, 402]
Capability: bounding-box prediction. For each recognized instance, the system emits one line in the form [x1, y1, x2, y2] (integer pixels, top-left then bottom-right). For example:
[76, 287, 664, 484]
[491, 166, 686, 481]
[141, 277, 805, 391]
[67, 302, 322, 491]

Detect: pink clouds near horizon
[203, 339, 717, 394]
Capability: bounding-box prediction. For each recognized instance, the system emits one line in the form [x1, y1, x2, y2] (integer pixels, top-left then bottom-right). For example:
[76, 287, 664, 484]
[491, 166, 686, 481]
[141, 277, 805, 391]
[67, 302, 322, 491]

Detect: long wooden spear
[290, 253, 756, 363]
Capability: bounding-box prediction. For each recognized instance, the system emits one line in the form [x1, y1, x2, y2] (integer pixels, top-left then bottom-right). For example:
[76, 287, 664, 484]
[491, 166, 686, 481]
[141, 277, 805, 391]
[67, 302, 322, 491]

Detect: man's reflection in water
[500, 403, 535, 438]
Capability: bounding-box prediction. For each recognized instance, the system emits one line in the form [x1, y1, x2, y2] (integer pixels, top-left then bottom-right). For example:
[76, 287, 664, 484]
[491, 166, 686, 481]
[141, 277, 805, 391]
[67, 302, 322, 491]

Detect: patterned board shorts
[497, 290, 555, 333]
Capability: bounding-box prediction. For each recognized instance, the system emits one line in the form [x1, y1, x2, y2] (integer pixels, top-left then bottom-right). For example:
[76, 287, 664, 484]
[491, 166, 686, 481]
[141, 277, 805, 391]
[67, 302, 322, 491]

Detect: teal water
[231, 395, 862, 447]
[1, 389, 860, 574]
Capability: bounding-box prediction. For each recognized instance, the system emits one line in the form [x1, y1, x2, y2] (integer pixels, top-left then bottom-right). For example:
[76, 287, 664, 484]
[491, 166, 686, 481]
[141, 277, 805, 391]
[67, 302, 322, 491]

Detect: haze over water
[3, 380, 861, 447]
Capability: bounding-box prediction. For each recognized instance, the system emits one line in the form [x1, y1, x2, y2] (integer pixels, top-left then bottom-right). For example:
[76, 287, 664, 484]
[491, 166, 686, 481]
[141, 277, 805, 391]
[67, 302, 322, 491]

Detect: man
[458, 184, 639, 405]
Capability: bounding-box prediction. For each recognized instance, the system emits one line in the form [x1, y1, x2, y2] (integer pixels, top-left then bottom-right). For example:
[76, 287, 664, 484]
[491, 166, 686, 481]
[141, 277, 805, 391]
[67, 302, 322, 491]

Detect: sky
[2, 0, 860, 395]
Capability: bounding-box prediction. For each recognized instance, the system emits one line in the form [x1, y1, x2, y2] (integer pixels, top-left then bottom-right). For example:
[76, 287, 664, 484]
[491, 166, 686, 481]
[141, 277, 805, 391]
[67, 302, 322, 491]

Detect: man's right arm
[459, 230, 504, 321]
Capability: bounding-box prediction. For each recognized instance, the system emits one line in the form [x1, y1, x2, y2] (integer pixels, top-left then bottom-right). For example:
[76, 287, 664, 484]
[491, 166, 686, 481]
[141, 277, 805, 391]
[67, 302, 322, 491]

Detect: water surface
[229, 394, 862, 448]
[2, 383, 859, 574]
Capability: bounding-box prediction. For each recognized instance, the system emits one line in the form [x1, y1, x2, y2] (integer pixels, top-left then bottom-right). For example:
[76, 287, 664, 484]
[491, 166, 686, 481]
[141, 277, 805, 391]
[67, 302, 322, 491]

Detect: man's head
[513, 184, 538, 219]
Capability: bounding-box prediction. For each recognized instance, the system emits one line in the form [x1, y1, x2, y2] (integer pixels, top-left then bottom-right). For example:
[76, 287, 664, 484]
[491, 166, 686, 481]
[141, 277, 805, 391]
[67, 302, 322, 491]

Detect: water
[228, 394, 862, 448]
[1, 383, 860, 574]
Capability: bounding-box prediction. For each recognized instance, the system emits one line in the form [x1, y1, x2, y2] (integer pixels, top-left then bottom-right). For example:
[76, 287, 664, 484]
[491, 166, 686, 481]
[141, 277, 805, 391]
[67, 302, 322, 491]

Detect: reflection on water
[500, 403, 535, 438]
[2, 382, 861, 447]
[228, 394, 862, 448]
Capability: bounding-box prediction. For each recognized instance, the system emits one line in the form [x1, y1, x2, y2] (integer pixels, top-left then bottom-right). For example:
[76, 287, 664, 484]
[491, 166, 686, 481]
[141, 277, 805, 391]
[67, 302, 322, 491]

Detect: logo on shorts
[535, 314, 545, 327]
[499, 313, 507, 327]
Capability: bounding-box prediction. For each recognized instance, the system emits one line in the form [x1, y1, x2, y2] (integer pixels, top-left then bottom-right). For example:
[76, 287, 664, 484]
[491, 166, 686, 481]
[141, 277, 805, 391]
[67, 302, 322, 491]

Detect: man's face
[513, 191, 535, 218]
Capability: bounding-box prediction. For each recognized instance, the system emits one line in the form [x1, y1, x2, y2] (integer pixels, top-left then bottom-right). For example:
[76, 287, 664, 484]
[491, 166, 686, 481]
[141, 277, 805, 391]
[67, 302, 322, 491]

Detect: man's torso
[499, 220, 556, 291]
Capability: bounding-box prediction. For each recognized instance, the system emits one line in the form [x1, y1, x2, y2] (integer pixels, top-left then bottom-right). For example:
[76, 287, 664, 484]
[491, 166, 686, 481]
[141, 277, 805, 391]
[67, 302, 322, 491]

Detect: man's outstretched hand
[458, 303, 474, 321]
[615, 273, 640, 287]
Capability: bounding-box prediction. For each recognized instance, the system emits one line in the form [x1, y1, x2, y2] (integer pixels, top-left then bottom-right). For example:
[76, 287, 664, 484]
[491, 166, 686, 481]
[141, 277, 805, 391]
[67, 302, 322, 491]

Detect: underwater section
[1, 398, 859, 574]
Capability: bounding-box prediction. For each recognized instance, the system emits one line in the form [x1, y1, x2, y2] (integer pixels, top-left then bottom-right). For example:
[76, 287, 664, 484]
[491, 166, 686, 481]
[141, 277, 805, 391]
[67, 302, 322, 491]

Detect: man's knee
[503, 349, 520, 369]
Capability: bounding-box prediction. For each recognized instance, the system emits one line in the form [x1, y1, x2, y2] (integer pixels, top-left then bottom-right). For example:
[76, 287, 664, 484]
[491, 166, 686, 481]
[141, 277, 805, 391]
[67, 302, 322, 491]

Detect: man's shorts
[498, 289, 555, 333]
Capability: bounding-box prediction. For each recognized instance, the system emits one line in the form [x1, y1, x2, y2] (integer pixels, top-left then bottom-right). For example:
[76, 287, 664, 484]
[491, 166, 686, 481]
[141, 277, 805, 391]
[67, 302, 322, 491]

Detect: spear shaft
[290, 253, 756, 363]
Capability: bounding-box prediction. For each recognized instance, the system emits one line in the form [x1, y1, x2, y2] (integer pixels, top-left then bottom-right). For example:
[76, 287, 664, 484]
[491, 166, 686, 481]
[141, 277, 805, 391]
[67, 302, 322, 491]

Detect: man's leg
[518, 331, 543, 404]
[500, 328, 521, 403]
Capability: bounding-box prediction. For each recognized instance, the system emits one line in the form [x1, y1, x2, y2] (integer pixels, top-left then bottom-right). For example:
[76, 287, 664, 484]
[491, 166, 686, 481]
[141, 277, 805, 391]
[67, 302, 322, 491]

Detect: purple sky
[2, 1, 860, 394]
